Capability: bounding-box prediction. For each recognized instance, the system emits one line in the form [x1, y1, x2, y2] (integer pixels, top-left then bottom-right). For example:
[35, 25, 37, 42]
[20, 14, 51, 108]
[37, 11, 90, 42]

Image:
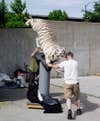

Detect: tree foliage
[0, 0, 8, 27]
[48, 10, 69, 21]
[83, 1, 100, 22]
[0, 0, 30, 28]
[10, 0, 26, 14]
[5, 12, 25, 28]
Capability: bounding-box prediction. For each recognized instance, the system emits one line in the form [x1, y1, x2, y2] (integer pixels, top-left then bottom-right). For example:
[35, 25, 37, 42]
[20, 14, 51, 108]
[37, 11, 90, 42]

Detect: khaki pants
[64, 83, 80, 100]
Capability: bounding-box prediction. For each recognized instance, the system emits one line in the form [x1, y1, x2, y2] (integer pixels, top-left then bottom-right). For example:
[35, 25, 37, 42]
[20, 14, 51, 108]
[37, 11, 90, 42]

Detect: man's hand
[47, 63, 60, 69]
[55, 68, 64, 72]
[47, 63, 53, 68]
[31, 47, 41, 57]
[47, 63, 64, 72]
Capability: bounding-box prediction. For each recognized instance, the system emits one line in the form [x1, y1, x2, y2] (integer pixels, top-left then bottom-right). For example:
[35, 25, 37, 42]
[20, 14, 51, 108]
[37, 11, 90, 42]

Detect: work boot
[67, 109, 73, 120]
[77, 109, 82, 115]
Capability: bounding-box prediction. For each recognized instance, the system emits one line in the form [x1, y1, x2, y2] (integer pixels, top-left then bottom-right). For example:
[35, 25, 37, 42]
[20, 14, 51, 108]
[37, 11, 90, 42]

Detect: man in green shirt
[28, 47, 41, 84]
[27, 48, 40, 103]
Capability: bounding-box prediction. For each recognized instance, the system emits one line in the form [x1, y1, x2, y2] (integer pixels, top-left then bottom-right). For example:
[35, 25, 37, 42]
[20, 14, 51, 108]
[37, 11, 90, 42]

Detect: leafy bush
[0, 0, 8, 27]
[83, 1, 100, 22]
[0, 0, 30, 28]
[48, 10, 69, 21]
[6, 20, 25, 28]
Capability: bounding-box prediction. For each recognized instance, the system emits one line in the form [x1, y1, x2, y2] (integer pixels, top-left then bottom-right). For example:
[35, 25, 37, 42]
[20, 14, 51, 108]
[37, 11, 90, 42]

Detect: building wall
[0, 21, 100, 76]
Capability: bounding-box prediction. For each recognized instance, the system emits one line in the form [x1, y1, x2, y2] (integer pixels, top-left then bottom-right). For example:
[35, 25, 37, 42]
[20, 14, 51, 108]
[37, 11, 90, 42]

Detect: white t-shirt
[58, 59, 79, 84]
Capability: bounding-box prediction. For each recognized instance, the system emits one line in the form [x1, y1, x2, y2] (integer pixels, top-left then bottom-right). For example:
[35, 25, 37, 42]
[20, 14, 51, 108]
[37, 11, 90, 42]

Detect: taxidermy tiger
[25, 18, 65, 63]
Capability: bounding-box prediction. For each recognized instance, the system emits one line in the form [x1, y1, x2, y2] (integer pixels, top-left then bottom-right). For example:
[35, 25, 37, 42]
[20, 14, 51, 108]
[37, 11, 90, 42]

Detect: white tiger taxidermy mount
[25, 18, 65, 63]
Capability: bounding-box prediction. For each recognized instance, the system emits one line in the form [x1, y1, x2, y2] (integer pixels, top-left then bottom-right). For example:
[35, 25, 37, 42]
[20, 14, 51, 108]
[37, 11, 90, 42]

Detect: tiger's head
[25, 19, 32, 26]
[25, 18, 44, 27]
[50, 47, 66, 63]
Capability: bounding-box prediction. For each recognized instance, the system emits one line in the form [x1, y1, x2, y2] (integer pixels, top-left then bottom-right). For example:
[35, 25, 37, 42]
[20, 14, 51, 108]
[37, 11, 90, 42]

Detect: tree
[10, 0, 27, 21]
[5, 12, 25, 28]
[48, 10, 69, 21]
[0, 0, 8, 27]
[0, 0, 29, 28]
[5, 0, 29, 28]
[83, 1, 100, 22]
[10, 0, 26, 15]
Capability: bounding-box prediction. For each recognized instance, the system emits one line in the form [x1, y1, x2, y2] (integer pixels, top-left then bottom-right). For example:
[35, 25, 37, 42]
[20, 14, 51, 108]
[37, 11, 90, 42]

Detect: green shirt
[29, 58, 39, 72]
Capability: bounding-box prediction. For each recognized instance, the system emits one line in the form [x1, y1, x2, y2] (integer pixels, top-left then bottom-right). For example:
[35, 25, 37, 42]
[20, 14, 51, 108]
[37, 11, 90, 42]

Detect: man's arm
[47, 61, 65, 72]
[31, 47, 41, 57]
[47, 63, 62, 69]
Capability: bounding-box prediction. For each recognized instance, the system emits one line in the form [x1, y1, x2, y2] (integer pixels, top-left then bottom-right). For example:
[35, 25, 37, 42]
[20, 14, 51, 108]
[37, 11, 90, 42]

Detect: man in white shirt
[48, 52, 82, 119]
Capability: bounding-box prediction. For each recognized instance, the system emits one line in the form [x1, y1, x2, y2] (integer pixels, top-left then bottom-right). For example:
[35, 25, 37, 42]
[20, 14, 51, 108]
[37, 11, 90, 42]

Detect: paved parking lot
[0, 76, 100, 121]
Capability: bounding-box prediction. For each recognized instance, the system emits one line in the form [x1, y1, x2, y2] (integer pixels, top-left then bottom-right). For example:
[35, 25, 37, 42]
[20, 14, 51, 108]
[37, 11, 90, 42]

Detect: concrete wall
[0, 29, 36, 76]
[0, 21, 100, 77]
[49, 21, 100, 76]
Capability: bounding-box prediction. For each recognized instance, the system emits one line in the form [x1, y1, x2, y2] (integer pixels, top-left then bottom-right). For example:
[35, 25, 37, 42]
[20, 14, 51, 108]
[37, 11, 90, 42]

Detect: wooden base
[95, 73, 100, 76]
[27, 103, 43, 109]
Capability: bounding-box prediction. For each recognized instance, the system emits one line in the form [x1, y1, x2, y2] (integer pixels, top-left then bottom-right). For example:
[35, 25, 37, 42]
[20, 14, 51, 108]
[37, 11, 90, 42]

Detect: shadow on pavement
[51, 92, 63, 97]
[0, 88, 27, 101]
[80, 93, 100, 113]
[51, 92, 100, 114]
[0, 88, 99, 115]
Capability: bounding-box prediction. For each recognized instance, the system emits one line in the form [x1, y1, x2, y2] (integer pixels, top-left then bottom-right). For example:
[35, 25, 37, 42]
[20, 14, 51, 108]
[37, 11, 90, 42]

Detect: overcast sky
[3, 0, 98, 18]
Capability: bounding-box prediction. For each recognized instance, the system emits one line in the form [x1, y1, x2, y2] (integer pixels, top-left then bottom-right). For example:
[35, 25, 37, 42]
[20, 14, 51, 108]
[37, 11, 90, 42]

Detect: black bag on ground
[27, 71, 39, 103]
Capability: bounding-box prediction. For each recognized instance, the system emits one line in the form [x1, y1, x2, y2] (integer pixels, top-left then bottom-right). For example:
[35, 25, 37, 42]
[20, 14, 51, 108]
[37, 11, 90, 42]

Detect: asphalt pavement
[0, 76, 100, 121]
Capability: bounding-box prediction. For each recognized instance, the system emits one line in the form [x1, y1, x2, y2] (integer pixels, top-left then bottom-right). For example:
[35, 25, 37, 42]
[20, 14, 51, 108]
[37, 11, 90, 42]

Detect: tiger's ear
[63, 47, 66, 54]
[24, 17, 29, 22]
[63, 47, 65, 50]
[52, 55, 54, 59]
[24, 15, 32, 21]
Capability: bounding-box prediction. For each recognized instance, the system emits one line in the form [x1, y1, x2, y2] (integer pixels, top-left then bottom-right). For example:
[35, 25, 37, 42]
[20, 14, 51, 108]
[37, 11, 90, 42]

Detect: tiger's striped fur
[26, 19, 65, 63]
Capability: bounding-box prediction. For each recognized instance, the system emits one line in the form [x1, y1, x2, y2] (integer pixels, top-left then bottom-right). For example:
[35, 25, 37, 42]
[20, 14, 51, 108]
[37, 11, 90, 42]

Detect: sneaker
[77, 109, 82, 115]
[67, 109, 73, 120]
